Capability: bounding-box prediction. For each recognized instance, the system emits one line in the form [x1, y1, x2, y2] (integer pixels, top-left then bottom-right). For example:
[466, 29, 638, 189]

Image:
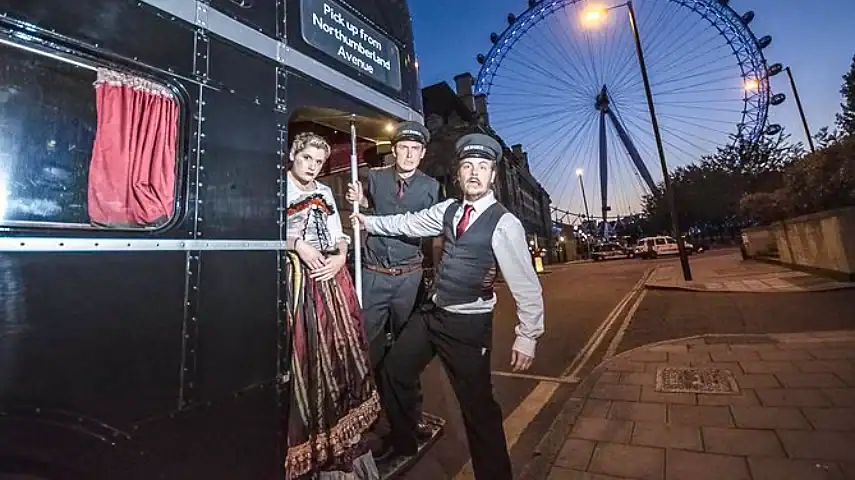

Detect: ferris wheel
[474, 0, 785, 235]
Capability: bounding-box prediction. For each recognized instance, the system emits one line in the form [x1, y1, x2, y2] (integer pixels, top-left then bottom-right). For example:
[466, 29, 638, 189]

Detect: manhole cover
[655, 367, 740, 395]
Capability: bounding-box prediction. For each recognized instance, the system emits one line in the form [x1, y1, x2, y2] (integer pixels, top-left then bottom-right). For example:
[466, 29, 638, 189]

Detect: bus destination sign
[300, 0, 402, 91]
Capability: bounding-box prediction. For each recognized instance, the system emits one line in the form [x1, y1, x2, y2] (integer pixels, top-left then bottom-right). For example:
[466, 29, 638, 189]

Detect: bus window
[0, 41, 181, 230]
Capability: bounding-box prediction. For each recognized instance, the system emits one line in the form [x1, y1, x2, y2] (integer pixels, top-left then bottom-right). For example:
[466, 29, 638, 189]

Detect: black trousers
[381, 305, 512, 480]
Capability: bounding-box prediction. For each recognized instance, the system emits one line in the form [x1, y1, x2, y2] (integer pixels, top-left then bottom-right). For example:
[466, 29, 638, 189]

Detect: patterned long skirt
[284, 252, 381, 480]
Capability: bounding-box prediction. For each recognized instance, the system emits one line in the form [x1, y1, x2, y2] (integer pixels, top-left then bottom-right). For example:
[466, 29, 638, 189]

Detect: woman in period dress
[284, 132, 381, 479]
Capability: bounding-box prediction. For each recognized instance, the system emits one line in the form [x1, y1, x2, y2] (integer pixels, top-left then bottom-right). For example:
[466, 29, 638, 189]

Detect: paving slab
[530, 331, 855, 480]
[645, 253, 855, 293]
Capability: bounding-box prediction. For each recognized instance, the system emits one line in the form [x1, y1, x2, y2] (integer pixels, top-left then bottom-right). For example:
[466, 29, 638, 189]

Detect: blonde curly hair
[289, 132, 331, 162]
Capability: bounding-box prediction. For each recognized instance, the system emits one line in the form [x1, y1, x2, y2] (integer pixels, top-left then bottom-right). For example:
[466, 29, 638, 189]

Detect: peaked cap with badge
[392, 121, 431, 146]
[454, 133, 503, 163]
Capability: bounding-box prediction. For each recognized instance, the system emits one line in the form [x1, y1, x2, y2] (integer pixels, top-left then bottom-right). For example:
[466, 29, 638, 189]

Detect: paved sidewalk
[646, 253, 855, 293]
[535, 331, 855, 480]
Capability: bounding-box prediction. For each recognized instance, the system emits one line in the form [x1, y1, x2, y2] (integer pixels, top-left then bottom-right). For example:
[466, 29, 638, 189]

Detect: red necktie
[396, 179, 405, 199]
[456, 204, 474, 238]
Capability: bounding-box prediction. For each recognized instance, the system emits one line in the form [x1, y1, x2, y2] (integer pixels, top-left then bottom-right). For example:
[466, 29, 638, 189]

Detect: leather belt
[365, 263, 422, 276]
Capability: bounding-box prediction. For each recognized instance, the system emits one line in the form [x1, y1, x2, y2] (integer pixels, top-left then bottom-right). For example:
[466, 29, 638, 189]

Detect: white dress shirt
[364, 191, 545, 358]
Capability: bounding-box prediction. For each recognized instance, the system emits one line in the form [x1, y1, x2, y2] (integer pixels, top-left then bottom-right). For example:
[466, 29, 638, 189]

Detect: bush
[741, 135, 855, 224]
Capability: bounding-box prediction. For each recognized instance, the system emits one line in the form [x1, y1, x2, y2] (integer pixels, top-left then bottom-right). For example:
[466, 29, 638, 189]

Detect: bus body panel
[0, 0, 425, 476]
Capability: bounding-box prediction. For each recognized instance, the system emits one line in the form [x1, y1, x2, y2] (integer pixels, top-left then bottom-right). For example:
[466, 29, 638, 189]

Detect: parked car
[591, 242, 634, 261]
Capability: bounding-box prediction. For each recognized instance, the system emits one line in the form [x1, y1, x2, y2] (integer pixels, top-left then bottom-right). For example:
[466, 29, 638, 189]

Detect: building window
[0, 40, 181, 229]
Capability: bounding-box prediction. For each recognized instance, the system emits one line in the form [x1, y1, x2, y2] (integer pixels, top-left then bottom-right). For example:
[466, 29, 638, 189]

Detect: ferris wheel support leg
[605, 109, 657, 193]
[598, 109, 608, 236]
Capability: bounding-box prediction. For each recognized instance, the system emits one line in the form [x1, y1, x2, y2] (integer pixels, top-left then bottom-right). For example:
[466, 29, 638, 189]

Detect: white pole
[349, 116, 363, 307]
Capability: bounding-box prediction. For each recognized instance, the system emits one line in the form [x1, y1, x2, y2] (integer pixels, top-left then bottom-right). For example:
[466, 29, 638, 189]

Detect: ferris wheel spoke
[541, 15, 599, 87]
[652, 63, 742, 90]
[653, 74, 744, 96]
[490, 83, 582, 105]
[488, 79, 584, 104]
[526, 28, 590, 89]
[495, 107, 585, 131]
[490, 66, 579, 96]
[647, 25, 726, 74]
[637, 7, 693, 61]
[661, 103, 744, 114]
[553, 4, 601, 86]
[503, 110, 592, 151]
[537, 116, 598, 191]
[620, 113, 708, 166]
[656, 111, 744, 127]
[645, 18, 718, 69]
[525, 18, 598, 89]
[651, 50, 739, 85]
[526, 111, 596, 163]
[485, 87, 573, 102]
[502, 52, 586, 95]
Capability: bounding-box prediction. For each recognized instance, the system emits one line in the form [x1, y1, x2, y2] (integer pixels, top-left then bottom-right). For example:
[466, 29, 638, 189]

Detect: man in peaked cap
[346, 120, 441, 454]
[351, 132, 545, 479]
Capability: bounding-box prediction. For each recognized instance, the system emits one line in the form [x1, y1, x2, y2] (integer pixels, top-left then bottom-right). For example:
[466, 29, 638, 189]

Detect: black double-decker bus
[0, 0, 440, 478]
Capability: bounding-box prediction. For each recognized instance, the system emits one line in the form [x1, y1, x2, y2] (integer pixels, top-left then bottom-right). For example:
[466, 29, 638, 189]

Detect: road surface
[399, 251, 730, 479]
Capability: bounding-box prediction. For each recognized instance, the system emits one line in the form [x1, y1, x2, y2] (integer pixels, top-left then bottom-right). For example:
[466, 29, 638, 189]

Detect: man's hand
[350, 212, 367, 230]
[510, 349, 534, 372]
[346, 181, 367, 208]
[310, 252, 346, 282]
[294, 239, 328, 271]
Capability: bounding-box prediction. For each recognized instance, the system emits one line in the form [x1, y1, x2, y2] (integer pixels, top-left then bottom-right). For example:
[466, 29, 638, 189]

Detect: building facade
[419, 73, 555, 263]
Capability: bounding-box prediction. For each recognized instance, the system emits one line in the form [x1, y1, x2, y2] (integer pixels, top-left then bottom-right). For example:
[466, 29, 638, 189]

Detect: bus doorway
[285, 107, 446, 479]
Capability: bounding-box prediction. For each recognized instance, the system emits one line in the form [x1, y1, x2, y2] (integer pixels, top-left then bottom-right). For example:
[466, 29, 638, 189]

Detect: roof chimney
[453, 72, 476, 114]
[474, 94, 490, 127]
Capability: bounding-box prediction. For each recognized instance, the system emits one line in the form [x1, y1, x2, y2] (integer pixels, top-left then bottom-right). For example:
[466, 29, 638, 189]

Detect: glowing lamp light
[576, 168, 584, 177]
[743, 78, 760, 92]
[384, 122, 395, 134]
[581, 5, 608, 27]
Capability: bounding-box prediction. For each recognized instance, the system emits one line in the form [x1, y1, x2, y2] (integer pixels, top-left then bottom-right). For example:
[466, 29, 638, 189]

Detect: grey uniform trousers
[361, 266, 424, 417]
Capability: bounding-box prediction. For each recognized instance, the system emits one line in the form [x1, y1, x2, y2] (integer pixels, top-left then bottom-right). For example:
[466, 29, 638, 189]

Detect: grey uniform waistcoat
[364, 167, 439, 269]
[434, 201, 508, 307]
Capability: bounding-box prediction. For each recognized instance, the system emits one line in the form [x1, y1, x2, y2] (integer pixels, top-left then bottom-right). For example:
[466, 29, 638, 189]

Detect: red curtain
[87, 68, 179, 227]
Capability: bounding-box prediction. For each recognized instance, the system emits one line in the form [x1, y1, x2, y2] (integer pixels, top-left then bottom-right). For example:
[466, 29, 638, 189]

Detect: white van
[634, 236, 696, 259]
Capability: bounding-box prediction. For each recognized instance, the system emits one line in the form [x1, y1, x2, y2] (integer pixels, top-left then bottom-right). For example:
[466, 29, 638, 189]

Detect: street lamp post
[784, 66, 816, 153]
[576, 168, 591, 229]
[582, 1, 692, 281]
[576, 168, 592, 259]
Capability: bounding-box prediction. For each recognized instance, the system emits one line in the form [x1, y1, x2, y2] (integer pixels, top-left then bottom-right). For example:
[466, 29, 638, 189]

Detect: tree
[740, 134, 855, 224]
[640, 130, 802, 235]
[836, 54, 855, 137]
[814, 126, 839, 150]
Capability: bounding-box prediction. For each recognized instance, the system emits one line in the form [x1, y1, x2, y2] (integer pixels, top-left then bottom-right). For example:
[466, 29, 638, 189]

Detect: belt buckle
[391, 268, 402, 276]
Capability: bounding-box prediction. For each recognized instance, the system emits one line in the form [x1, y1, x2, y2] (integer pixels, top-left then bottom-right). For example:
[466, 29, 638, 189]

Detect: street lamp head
[743, 77, 760, 92]
[581, 4, 609, 28]
[576, 168, 584, 177]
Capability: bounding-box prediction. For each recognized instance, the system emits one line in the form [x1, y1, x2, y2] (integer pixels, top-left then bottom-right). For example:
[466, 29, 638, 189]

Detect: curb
[643, 265, 855, 293]
[644, 281, 855, 293]
[517, 330, 855, 480]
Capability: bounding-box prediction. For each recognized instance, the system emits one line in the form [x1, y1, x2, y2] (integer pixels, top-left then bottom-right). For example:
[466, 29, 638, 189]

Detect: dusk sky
[410, 0, 854, 216]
